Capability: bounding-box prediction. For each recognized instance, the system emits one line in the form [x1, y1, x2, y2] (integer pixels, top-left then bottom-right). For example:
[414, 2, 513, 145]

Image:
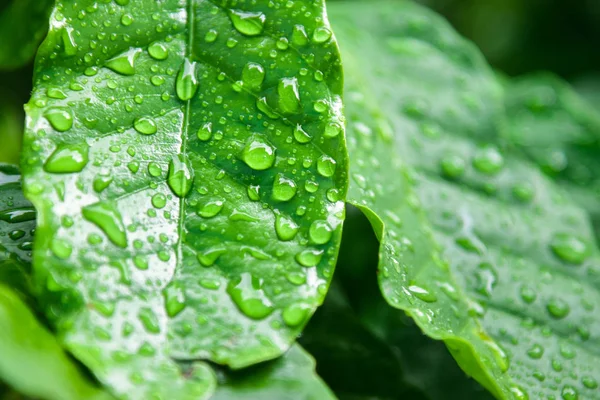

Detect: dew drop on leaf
[312, 26, 332, 43]
[472, 146, 504, 175]
[546, 298, 570, 319]
[50, 238, 73, 259]
[408, 285, 438, 303]
[242, 62, 265, 89]
[151, 193, 167, 209]
[82, 202, 127, 248]
[293, 124, 312, 144]
[295, 248, 323, 267]
[167, 155, 194, 198]
[197, 122, 212, 141]
[242, 135, 276, 170]
[134, 116, 157, 135]
[278, 77, 301, 114]
[148, 42, 168, 60]
[197, 199, 224, 218]
[163, 283, 186, 318]
[228, 10, 266, 36]
[227, 273, 274, 319]
[550, 233, 589, 264]
[43, 143, 89, 174]
[44, 107, 73, 131]
[282, 303, 311, 327]
[309, 220, 333, 245]
[275, 214, 299, 241]
[317, 155, 336, 177]
[440, 155, 466, 179]
[272, 174, 297, 202]
[176, 59, 198, 101]
[105, 48, 140, 76]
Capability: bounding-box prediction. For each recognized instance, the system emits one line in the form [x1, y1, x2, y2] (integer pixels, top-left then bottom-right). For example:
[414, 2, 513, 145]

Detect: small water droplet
[242, 135, 276, 170]
[293, 124, 312, 144]
[312, 26, 332, 43]
[509, 386, 529, 400]
[472, 146, 504, 175]
[242, 62, 265, 89]
[561, 385, 578, 400]
[229, 10, 265, 36]
[82, 202, 127, 248]
[527, 344, 544, 359]
[44, 143, 89, 174]
[106, 48, 140, 76]
[282, 303, 311, 327]
[50, 238, 72, 259]
[291, 25, 308, 46]
[547, 298, 570, 319]
[227, 273, 273, 319]
[138, 308, 161, 333]
[93, 174, 113, 193]
[167, 155, 194, 198]
[45, 107, 73, 132]
[408, 285, 438, 302]
[440, 155, 466, 178]
[148, 162, 162, 177]
[519, 285, 537, 304]
[197, 122, 212, 141]
[582, 376, 598, 389]
[151, 193, 167, 209]
[163, 283, 186, 317]
[176, 59, 198, 101]
[324, 122, 342, 138]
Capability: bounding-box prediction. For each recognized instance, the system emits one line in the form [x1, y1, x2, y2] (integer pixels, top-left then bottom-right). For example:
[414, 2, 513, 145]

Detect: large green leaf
[0, 0, 54, 70]
[21, 0, 346, 398]
[0, 284, 110, 400]
[504, 73, 600, 239]
[332, 1, 600, 399]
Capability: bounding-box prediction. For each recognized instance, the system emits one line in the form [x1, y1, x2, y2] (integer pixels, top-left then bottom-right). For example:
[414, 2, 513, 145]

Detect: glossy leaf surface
[21, 0, 346, 398]
[0, 0, 54, 70]
[332, 1, 600, 399]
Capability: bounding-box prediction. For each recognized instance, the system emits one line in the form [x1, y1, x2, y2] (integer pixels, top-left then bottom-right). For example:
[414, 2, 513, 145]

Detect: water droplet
[176, 59, 198, 101]
[151, 193, 167, 209]
[205, 29, 218, 42]
[278, 77, 300, 114]
[527, 344, 544, 359]
[317, 155, 336, 177]
[547, 298, 570, 319]
[272, 174, 297, 202]
[472, 146, 504, 175]
[582, 376, 598, 389]
[138, 308, 161, 333]
[121, 13, 134, 26]
[148, 42, 168, 60]
[309, 220, 333, 244]
[45, 107, 73, 132]
[256, 96, 280, 119]
[242, 62, 265, 89]
[8, 230, 25, 241]
[550, 233, 589, 264]
[293, 124, 312, 143]
[82, 202, 127, 248]
[519, 285, 537, 304]
[312, 26, 332, 43]
[47, 88, 67, 99]
[163, 283, 186, 317]
[242, 135, 276, 170]
[286, 271, 306, 286]
[197, 199, 224, 218]
[93, 174, 112, 193]
[106, 48, 140, 76]
[197, 122, 212, 141]
[0, 207, 36, 223]
[408, 285, 438, 302]
[509, 386, 529, 400]
[229, 10, 265, 36]
[50, 238, 72, 259]
[295, 248, 323, 267]
[134, 116, 157, 135]
[275, 214, 298, 241]
[440, 155, 466, 178]
[44, 143, 89, 174]
[291, 25, 308, 46]
[147, 162, 162, 177]
[561, 385, 578, 400]
[247, 184, 260, 201]
[61, 27, 77, 56]
[197, 246, 226, 267]
[324, 122, 342, 138]
[227, 273, 273, 319]
[167, 155, 194, 198]
[282, 303, 311, 327]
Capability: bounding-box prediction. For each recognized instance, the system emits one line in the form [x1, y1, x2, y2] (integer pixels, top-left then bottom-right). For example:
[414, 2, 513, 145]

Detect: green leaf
[504, 73, 600, 239]
[0, 0, 54, 70]
[332, 1, 600, 399]
[0, 164, 35, 298]
[21, 0, 346, 398]
[211, 345, 335, 400]
[0, 97, 24, 165]
[0, 284, 111, 400]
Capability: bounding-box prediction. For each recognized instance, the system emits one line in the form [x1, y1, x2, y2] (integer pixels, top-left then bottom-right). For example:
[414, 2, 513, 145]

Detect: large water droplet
[472, 146, 504, 175]
[278, 77, 300, 114]
[312, 26, 332, 43]
[309, 220, 333, 244]
[134, 116, 157, 135]
[82, 201, 127, 248]
[148, 42, 168, 60]
[561, 385, 578, 400]
[45, 107, 73, 132]
[106, 48, 140, 76]
[275, 214, 299, 241]
[176, 59, 198, 101]
[61, 27, 77, 56]
[317, 155, 336, 177]
[293, 125, 312, 144]
[282, 303, 311, 327]
[0, 207, 36, 223]
[163, 283, 186, 317]
[227, 273, 273, 319]
[242, 135, 275, 170]
[526, 344, 544, 359]
[167, 155, 194, 198]
[408, 285, 438, 302]
[242, 62, 265, 89]
[291, 25, 308, 46]
[197, 122, 212, 141]
[197, 199, 224, 218]
[151, 193, 167, 209]
[44, 143, 89, 174]
[229, 10, 265, 36]
[550, 233, 589, 264]
[272, 174, 297, 202]
[546, 298, 570, 319]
